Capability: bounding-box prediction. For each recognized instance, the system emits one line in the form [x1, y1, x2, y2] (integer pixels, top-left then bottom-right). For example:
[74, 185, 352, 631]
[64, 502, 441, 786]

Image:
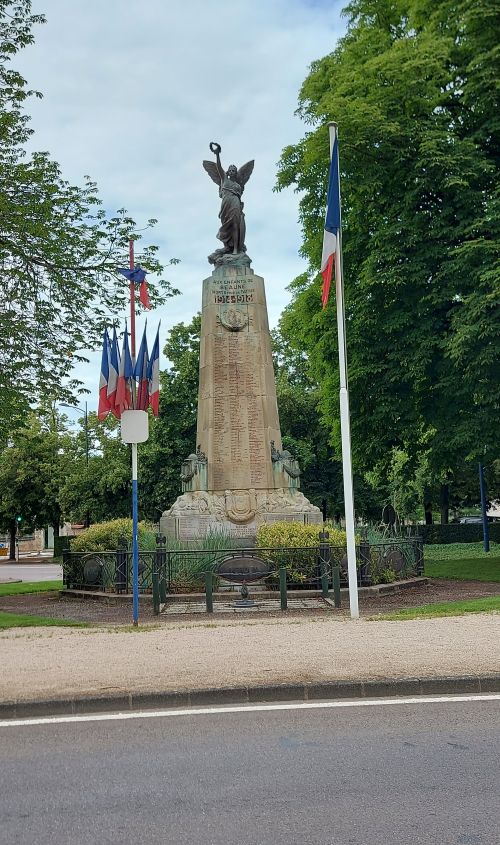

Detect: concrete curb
[1, 674, 499, 720]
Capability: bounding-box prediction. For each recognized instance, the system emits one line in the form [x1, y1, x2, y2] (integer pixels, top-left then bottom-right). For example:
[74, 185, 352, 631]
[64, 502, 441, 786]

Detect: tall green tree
[58, 413, 132, 525]
[276, 0, 500, 520]
[139, 315, 201, 521]
[0, 411, 69, 557]
[0, 1, 179, 443]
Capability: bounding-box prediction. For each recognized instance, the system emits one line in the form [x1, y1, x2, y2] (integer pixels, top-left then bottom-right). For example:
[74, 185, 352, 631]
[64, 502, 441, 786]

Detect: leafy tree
[58, 413, 132, 525]
[0, 411, 69, 557]
[275, 0, 500, 521]
[0, 1, 179, 443]
[139, 315, 201, 521]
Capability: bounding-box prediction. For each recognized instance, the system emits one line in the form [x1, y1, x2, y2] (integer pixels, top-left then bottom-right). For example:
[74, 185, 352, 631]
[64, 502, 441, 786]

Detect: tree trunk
[424, 491, 433, 525]
[8, 522, 16, 560]
[439, 483, 449, 525]
[52, 521, 60, 540]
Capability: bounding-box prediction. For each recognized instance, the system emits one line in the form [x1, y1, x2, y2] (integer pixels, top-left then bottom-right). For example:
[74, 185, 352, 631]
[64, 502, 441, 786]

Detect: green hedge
[415, 523, 500, 544]
[70, 519, 156, 553]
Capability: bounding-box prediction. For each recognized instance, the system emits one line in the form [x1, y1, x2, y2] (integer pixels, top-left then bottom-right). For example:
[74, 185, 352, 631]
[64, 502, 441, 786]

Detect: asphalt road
[0, 561, 62, 583]
[1, 698, 499, 845]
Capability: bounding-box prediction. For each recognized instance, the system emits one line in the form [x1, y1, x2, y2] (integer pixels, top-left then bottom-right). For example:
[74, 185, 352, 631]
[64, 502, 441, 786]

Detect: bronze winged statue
[203, 142, 254, 264]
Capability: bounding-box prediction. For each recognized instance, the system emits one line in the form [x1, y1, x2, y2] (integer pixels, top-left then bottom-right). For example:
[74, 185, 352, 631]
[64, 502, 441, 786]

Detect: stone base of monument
[160, 488, 322, 543]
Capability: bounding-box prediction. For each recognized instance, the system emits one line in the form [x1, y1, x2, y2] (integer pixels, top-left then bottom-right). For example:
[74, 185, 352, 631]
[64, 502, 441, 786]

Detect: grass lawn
[0, 611, 89, 629]
[424, 541, 499, 560]
[0, 580, 63, 597]
[424, 556, 500, 582]
[374, 595, 500, 621]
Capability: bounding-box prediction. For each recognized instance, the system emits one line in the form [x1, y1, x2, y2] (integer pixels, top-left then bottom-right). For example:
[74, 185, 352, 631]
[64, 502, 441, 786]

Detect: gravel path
[1, 613, 499, 703]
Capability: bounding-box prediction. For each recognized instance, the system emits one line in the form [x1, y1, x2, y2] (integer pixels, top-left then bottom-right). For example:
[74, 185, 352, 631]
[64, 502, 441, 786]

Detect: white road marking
[1, 693, 499, 727]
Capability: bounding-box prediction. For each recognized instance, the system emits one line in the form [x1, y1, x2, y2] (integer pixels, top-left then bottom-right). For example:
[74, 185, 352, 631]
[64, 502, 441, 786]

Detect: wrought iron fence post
[152, 569, 160, 615]
[279, 568, 287, 611]
[415, 535, 424, 575]
[155, 533, 167, 606]
[319, 531, 331, 597]
[359, 539, 371, 586]
[205, 571, 213, 613]
[62, 549, 70, 588]
[115, 535, 128, 594]
[332, 565, 341, 608]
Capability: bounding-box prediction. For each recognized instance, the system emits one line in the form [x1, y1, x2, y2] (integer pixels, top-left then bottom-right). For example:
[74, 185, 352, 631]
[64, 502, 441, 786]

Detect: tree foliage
[58, 413, 132, 525]
[275, 0, 500, 516]
[139, 315, 201, 520]
[0, 1, 179, 442]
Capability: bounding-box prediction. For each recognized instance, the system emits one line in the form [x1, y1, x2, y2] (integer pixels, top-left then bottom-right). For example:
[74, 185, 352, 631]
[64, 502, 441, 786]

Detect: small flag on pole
[107, 327, 120, 417]
[116, 326, 134, 416]
[97, 329, 111, 420]
[320, 129, 341, 308]
[147, 325, 160, 416]
[118, 266, 152, 310]
[134, 326, 150, 411]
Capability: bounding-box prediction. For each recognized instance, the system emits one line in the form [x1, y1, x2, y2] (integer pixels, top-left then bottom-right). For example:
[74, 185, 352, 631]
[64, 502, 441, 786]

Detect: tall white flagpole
[329, 121, 359, 619]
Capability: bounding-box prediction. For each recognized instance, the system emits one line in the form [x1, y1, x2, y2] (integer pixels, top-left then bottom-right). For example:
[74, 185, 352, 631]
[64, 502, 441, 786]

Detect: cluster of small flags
[98, 324, 160, 421]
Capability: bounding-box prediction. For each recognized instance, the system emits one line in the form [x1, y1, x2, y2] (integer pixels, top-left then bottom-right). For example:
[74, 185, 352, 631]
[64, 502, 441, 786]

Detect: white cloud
[17, 0, 346, 408]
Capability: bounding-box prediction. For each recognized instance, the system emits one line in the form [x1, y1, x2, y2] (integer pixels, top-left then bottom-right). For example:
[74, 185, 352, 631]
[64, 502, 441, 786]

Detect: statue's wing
[236, 160, 254, 187]
[203, 160, 222, 186]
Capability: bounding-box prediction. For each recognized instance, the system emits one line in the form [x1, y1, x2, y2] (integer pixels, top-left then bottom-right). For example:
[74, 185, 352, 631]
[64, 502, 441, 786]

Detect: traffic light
[15, 515, 22, 524]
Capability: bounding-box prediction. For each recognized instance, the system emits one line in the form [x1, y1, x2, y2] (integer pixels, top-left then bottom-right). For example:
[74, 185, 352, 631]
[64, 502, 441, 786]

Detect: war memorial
[161, 142, 322, 542]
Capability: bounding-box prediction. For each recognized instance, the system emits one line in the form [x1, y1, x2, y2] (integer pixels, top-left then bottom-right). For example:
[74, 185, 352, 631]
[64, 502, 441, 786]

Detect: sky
[17, 0, 346, 413]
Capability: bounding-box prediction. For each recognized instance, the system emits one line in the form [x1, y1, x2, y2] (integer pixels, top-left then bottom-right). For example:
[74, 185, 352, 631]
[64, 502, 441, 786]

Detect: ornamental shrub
[70, 519, 156, 553]
[256, 521, 347, 584]
[256, 521, 346, 549]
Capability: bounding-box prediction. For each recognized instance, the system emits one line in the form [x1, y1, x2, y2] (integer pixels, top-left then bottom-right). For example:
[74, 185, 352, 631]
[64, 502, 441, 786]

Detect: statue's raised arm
[202, 141, 225, 187]
[203, 141, 254, 265]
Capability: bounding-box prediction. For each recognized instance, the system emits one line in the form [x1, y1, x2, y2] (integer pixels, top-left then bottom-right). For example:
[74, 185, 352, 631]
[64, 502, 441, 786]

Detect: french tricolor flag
[147, 326, 160, 416]
[134, 326, 150, 411]
[115, 326, 134, 416]
[97, 329, 111, 421]
[118, 266, 151, 310]
[320, 129, 341, 309]
[107, 327, 120, 417]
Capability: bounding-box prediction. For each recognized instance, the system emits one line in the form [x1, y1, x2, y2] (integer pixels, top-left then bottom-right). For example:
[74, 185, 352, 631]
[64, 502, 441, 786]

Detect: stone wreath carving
[219, 307, 248, 332]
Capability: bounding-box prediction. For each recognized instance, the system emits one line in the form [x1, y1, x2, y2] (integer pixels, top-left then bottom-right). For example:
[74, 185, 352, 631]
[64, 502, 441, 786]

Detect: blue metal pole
[132, 442, 139, 624]
[479, 462, 490, 553]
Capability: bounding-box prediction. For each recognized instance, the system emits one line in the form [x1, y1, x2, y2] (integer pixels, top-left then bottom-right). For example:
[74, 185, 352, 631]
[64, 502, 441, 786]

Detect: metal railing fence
[62, 536, 423, 597]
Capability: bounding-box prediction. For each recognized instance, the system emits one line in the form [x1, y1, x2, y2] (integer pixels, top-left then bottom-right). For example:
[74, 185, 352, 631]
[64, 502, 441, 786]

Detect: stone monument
[161, 143, 322, 542]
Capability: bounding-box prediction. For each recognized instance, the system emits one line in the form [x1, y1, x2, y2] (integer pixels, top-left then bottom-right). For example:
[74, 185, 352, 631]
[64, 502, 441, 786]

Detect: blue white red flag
[107, 327, 120, 417]
[320, 130, 341, 308]
[147, 325, 160, 416]
[118, 266, 151, 310]
[97, 329, 111, 420]
[115, 326, 134, 416]
[134, 326, 150, 411]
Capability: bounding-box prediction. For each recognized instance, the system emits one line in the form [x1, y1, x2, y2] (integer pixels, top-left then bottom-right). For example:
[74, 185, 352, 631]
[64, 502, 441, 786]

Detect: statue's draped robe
[217, 176, 245, 252]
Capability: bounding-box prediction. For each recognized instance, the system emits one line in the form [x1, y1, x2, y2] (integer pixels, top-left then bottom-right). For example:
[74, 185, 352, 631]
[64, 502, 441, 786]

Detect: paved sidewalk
[1, 613, 499, 717]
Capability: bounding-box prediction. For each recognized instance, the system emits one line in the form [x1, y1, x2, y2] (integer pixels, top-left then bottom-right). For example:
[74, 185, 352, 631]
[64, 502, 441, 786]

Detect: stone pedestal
[161, 262, 321, 543]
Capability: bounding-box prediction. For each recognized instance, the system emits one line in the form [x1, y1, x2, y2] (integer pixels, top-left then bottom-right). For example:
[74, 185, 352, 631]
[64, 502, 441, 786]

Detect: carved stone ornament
[219, 306, 248, 332]
[208, 250, 252, 268]
[259, 490, 320, 514]
[225, 489, 257, 523]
